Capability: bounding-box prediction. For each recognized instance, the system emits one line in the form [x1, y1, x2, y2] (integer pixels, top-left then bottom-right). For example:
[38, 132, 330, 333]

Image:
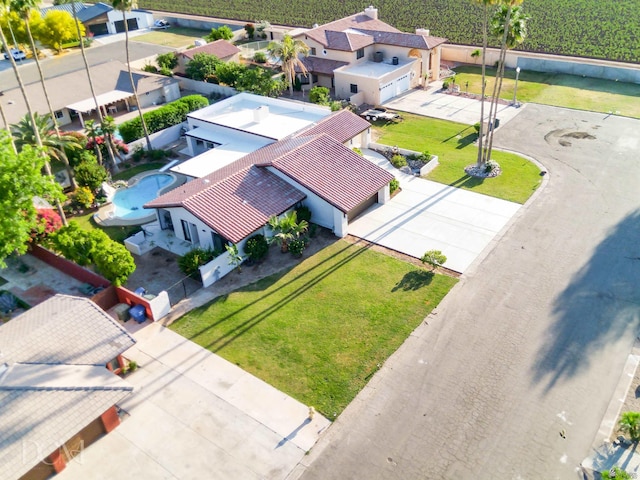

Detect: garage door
[379, 81, 395, 103]
[348, 194, 377, 222]
[395, 74, 410, 96]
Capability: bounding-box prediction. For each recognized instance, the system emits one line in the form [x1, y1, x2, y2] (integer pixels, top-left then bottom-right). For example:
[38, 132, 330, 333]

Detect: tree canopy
[0, 131, 65, 267]
[185, 52, 221, 81]
[38, 9, 84, 52]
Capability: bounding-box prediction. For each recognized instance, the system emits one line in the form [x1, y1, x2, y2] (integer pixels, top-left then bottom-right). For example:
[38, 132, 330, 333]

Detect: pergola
[66, 90, 133, 126]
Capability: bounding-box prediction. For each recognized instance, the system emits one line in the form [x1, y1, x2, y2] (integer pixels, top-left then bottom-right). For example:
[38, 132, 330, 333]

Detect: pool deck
[94, 170, 187, 227]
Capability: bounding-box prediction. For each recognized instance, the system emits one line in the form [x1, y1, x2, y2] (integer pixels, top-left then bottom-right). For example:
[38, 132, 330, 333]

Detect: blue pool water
[112, 174, 173, 220]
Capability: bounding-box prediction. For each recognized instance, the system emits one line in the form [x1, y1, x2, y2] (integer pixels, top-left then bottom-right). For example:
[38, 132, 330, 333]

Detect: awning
[66, 90, 132, 113]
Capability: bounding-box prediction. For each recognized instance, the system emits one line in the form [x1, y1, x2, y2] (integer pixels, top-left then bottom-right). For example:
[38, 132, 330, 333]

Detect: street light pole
[513, 66, 521, 107]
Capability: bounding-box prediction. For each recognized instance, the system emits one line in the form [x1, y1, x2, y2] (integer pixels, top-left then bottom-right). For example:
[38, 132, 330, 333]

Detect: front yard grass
[132, 27, 210, 48]
[374, 113, 542, 204]
[170, 240, 458, 417]
[452, 66, 640, 119]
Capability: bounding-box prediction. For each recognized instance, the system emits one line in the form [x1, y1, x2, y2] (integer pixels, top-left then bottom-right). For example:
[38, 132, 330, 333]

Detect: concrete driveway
[58, 323, 330, 480]
[383, 83, 523, 126]
[299, 105, 640, 479]
[349, 150, 521, 273]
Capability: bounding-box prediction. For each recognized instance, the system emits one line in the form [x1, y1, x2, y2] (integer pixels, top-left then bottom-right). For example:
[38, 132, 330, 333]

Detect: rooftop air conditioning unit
[373, 51, 383, 63]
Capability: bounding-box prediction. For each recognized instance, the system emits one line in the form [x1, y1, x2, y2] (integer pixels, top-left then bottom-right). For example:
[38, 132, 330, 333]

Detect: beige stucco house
[293, 6, 447, 106]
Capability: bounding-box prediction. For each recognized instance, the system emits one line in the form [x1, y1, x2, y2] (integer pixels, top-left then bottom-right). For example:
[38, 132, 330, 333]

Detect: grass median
[374, 113, 542, 204]
[170, 240, 458, 418]
[132, 27, 210, 48]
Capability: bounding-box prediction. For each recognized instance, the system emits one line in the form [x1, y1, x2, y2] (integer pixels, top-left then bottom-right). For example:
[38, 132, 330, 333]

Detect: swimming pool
[112, 173, 174, 220]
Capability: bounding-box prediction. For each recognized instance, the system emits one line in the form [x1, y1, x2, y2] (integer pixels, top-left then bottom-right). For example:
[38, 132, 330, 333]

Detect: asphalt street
[0, 40, 172, 90]
[298, 104, 640, 479]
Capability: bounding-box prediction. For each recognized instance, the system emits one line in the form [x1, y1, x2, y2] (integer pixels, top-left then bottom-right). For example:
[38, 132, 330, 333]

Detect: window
[356, 48, 364, 59]
[310, 47, 316, 56]
[312, 74, 318, 83]
[350, 84, 358, 94]
[181, 220, 192, 242]
[211, 232, 224, 252]
[54, 110, 64, 120]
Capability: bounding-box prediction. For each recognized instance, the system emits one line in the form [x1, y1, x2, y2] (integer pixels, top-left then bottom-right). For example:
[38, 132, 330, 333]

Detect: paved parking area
[58, 323, 330, 480]
[383, 83, 523, 126]
[349, 150, 521, 273]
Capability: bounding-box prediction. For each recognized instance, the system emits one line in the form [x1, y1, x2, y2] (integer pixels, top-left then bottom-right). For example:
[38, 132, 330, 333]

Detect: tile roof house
[175, 40, 241, 74]
[0, 60, 181, 128]
[0, 295, 135, 480]
[142, 93, 393, 286]
[292, 6, 447, 105]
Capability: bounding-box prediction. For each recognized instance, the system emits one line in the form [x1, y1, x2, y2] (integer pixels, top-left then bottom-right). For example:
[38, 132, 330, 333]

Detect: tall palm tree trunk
[0, 25, 67, 225]
[484, 4, 513, 164]
[0, 100, 16, 152]
[70, 0, 117, 170]
[123, 11, 152, 150]
[476, 3, 489, 168]
[23, 13, 78, 190]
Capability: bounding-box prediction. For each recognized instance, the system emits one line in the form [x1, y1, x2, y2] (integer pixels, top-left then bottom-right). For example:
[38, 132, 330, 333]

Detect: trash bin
[129, 305, 146, 324]
[134, 287, 146, 296]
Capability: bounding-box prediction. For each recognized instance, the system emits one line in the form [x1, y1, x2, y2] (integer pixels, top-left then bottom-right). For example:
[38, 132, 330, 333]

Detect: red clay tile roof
[256, 134, 394, 213]
[148, 165, 305, 243]
[297, 56, 349, 75]
[300, 12, 400, 47]
[180, 39, 240, 60]
[293, 109, 370, 144]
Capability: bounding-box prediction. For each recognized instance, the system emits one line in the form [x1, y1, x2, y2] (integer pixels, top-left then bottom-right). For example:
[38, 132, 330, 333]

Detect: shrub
[74, 157, 108, 192]
[118, 95, 209, 143]
[253, 51, 267, 63]
[330, 100, 342, 111]
[390, 178, 400, 194]
[309, 86, 330, 105]
[244, 234, 269, 262]
[419, 150, 431, 163]
[142, 63, 158, 73]
[421, 250, 447, 270]
[178, 247, 217, 277]
[31, 208, 63, 243]
[295, 205, 312, 223]
[206, 25, 233, 41]
[93, 240, 136, 286]
[156, 52, 178, 70]
[244, 23, 255, 39]
[288, 237, 307, 257]
[390, 154, 407, 168]
[442, 79, 450, 90]
[73, 187, 94, 209]
[473, 122, 481, 135]
[158, 66, 173, 77]
[352, 147, 362, 156]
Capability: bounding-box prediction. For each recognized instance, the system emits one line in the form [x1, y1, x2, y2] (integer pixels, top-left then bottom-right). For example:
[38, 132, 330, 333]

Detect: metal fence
[165, 275, 202, 306]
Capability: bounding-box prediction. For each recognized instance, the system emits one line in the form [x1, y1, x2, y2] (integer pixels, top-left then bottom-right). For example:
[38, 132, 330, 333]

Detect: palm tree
[58, 0, 118, 169]
[471, 0, 500, 168]
[619, 411, 640, 443]
[11, 112, 82, 189]
[100, 115, 126, 164]
[267, 211, 308, 252]
[0, 0, 67, 225]
[84, 119, 103, 165]
[483, 2, 528, 164]
[111, 0, 152, 151]
[267, 34, 310, 96]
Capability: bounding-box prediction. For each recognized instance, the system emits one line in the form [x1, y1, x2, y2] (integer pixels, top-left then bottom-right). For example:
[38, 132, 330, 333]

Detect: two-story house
[293, 6, 447, 106]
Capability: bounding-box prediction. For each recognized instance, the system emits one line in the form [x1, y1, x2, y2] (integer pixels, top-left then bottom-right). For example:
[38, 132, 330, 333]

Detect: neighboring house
[1, 60, 180, 128]
[40, 2, 154, 37]
[292, 6, 447, 105]
[175, 39, 241, 75]
[0, 294, 136, 480]
[145, 92, 393, 261]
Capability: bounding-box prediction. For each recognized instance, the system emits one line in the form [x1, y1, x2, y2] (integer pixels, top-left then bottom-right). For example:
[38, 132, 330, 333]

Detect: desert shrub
[295, 205, 312, 223]
[244, 234, 269, 262]
[253, 51, 267, 63]
[390, 178, 400, 194]
[178, 247, 217, 277]
[390, 154, 407, 168]
[309, 86, 330, 105]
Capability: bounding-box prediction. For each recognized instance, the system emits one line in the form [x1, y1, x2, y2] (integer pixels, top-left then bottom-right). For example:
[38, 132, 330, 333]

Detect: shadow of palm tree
[449, 174, 485, 189]
[391, 270, 434, 292]
[456, 132, 478, 149]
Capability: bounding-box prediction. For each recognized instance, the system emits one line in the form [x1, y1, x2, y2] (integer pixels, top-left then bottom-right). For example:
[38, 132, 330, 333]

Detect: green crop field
[95, 0, 640, 63]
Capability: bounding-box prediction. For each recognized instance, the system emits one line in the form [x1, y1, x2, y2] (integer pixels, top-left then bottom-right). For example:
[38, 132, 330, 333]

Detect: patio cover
[66, 90, 132, 113]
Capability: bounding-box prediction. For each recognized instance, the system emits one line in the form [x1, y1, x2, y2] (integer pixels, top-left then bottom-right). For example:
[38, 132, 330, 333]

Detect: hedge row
[118, 95, 209, 143]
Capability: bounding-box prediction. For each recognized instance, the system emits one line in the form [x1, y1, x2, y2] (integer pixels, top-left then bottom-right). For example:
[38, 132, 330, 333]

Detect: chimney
[364, 5, 378, 20]
[253, 105, 269, 122]
[416, 28, 430, 37]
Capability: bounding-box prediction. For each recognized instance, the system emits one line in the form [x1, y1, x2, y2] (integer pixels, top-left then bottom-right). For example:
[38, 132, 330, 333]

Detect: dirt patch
[563, 131, 596, 140]
[545, 129, 597, 147]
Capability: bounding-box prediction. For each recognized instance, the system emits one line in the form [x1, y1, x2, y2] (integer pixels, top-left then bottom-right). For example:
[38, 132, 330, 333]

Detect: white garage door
[395, 74, 410, 95]
[380, 81, 395, 103]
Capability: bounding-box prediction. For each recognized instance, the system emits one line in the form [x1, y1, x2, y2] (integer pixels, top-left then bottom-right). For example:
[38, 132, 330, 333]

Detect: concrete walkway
[349, 149, 521, 273]
[58, 322, 330, 480]
[383, 82, 523, 126]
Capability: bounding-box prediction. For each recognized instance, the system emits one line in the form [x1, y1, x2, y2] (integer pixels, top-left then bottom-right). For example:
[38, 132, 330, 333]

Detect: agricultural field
[90, 0, 640, 63]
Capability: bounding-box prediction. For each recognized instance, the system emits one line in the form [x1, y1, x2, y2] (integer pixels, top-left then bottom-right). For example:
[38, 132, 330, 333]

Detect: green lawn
[171, 240, 458, 417]
[112, 162, 166, 181]
[452, 66, 640, 119]
[374, 113, 542, 204]
[132, 27, 210, 48]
